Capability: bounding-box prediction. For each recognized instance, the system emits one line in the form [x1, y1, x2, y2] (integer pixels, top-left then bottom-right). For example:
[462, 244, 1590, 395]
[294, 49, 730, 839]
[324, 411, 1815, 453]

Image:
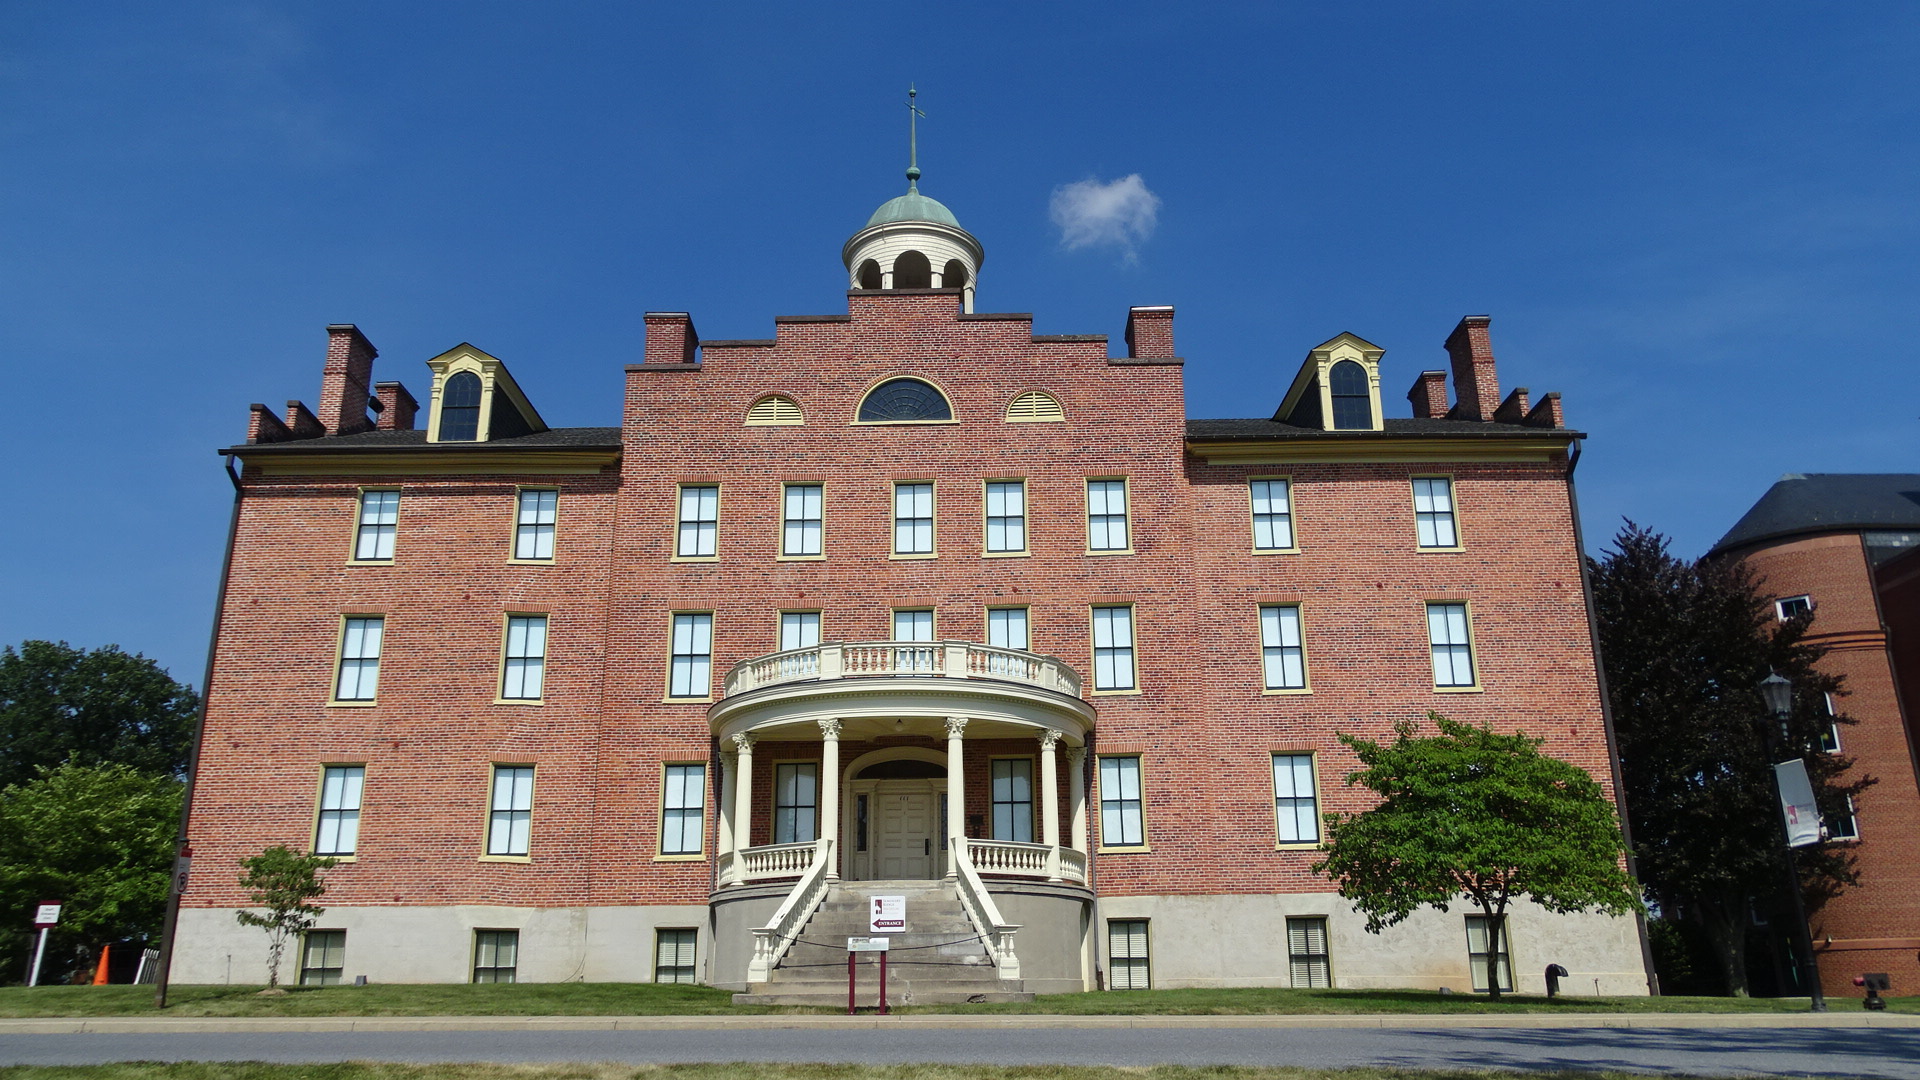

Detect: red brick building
[173, 177, 1649, 998]
[1711, 475, 1920, 997]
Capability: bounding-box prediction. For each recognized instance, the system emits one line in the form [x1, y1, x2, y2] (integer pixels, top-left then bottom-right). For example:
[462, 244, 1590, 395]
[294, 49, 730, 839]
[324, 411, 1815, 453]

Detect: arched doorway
[843, 747, 947, 880]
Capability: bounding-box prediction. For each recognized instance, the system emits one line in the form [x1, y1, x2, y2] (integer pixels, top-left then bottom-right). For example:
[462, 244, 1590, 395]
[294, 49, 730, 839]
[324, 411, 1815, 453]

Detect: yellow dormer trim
[423, 344, 549, 443]
[1275, 332, 1386, 432]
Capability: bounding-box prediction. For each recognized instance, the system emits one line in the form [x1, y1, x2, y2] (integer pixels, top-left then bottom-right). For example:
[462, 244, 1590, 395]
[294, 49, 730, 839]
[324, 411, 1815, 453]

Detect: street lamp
[1756, 671, 1827, 1012]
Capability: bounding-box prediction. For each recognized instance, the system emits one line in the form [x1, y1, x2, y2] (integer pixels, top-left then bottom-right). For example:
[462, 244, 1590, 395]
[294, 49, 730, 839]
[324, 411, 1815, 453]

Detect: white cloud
[1050, 174, 1161, 259]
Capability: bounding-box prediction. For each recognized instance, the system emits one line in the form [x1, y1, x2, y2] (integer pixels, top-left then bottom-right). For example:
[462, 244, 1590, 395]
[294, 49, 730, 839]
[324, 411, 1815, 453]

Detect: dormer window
[1330, 361, 1372, 429]
[425, 344, 549, 443]
[1274, 333, 1386, 433]
[858, 378, 953, 423]
[439, 372, 483, 441]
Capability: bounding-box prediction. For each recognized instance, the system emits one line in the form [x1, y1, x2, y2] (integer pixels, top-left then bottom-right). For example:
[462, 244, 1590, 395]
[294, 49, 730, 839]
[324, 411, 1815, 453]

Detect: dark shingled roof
[1186, 418, 1580, 440]
[1710, 474, 1920, 555]
[226, 427, 622, 455]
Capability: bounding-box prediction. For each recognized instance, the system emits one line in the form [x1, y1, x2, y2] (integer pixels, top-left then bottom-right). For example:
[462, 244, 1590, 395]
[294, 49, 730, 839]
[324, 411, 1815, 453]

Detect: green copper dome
[865, 189, 961, 229]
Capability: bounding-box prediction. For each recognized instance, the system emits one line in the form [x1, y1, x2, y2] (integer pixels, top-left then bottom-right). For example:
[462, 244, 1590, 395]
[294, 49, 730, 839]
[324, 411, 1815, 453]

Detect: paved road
[5, 1024, 1920, 1077]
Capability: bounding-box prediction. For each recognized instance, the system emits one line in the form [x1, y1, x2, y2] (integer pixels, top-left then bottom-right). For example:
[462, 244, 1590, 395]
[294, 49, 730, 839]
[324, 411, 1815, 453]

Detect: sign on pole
[869, 895, 906, 934]
[1775, 759, 1823, 848]
[33, 903, 61, 929]
[846, 936, 890, 952]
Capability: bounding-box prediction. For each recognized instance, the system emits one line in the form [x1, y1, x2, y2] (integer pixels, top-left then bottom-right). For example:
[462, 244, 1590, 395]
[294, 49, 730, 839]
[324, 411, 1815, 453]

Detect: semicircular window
[439, 371, 483, 441]
[858, 378, 953, 423]
[1329, 360, 1373, 430]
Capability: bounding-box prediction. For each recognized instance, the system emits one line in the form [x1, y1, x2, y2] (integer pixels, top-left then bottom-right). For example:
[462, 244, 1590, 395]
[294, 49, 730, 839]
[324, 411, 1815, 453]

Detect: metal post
[28, 928, 49, 988]
[847, 951, 856, 1015]
[878, 950, 889, 1016]
[1760, 683, 1827, 1013]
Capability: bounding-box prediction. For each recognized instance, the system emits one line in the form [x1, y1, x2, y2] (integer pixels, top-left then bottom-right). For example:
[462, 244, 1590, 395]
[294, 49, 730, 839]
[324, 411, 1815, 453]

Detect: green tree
[1589, 522, 1868, 996]
[1314, 713, 1640, 1000]
[235, 846, 336, 988]
[0, 763, 183, 982]
[0, 641, 199, 789]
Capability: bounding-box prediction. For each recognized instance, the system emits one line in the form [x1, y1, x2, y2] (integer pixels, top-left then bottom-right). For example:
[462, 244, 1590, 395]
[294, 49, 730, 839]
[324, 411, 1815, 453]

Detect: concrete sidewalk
[4, 1011, 1917, 1035]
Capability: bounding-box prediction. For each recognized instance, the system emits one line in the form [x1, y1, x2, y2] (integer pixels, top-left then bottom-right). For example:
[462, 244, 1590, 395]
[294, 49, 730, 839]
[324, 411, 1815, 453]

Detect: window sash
[1087, 480, 1129, 551]
[335, 617, 383, 701]
[675, 486, 718, 557]
[661, 764, 705, 855]
[1091, 606, 1136, 691]
[1250, 480, 1294, 550]
[1108, 920, 1150, 989]
[773, 762, 819, 844]
[515, 489, 557, 560]
[487, 767, 533, 856]
[894, 483, 934, 554]
[986, 608, 1029, 651]
[985, 481, 1027, 553]
[1465, 915, 1512, 993]
[893, 610, 934, 641]
[1413, 478, 1458, 547]
[354, 491, 398, 561]
[779, 612, 821, 651]
[315, 766, 364, 856]
[1260, 605, 1306, 690]
[1273, 753, 1319, 843]
[1828, 795, 1860, 840]
[300, 930, 346, 986]
[1286, 917, 1331, 988]
[1427, 603, 1475, 687]
[1099, 756, 1144, 847]
[669, 614, 714, 698]
[782, 484, 823, 556]
[473, 930, 518, 983]
[501, 616, 547, 700]
[655, 928, 698, 984]
[991, 759, 1035, 842]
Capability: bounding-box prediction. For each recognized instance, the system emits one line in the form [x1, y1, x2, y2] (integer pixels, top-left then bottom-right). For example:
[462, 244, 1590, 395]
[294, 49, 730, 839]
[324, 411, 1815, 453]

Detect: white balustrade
[722, 640, 1082, 698]
[747, 838, 833, 983]
[736, 840, 820, 882]
[966, 838, 1087, 885]
[951, 840, 1022, 981]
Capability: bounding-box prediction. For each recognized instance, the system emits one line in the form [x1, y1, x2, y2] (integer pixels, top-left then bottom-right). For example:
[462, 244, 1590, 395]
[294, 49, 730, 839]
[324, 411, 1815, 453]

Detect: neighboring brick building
[1710, 475, 1920, 997]
[172, 173, 1649, 997]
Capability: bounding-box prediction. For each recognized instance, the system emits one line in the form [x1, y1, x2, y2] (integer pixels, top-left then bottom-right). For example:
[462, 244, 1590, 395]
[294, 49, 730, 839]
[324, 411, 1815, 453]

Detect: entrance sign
[1775, 759, 1822, 848]
[27, 901, 61, 987]
[869, 895, 906, 933]
[847, 936, 890, 952]
[33, 903, 61, 928]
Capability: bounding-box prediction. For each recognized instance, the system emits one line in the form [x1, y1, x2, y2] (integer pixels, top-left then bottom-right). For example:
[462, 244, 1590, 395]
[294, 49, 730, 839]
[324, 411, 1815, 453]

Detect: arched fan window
[857, 378, 953, 423]
[746, 394, 804, 426]
[439, 371, 483, 441]
[1005, 391, 1064, 423]
[1329, 360, 1373, 430]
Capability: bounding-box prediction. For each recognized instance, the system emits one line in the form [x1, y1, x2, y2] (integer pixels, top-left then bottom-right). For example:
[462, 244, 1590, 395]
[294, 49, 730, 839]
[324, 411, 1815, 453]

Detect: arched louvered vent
[1005, 391, 1065, 423]
[746, 394, 804, 426]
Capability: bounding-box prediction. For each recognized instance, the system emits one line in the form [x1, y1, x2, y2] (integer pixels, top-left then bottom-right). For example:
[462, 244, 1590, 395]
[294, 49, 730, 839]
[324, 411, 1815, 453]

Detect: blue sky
[4, 3, 1916, 687]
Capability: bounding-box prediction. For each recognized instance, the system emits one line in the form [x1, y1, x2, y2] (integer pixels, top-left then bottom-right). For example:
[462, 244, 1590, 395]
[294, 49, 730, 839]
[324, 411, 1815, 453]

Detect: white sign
[846, 936, 890, 952]
[869, 895, 906, 933]
[1775, 759, 1822, 848]
[32, 903, 61, 928]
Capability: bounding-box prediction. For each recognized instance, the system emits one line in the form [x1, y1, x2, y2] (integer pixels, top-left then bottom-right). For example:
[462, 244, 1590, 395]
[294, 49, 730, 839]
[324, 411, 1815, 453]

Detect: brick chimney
[1407, 370, 1449, 419]
[1493, 387, 1530, 424]
[1523, 392, 1564, 428]
[1124, 306, 1175, 358]
[644, 312, 700, 364]
[373, 381, 419, 431]
[247, 403, 293, 444]
[317, 324, 378, 436]
[1443, 315, 1500, 422]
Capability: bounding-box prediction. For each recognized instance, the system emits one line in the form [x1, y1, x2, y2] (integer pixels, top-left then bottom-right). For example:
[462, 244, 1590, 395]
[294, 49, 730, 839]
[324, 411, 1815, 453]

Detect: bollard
[1855, 973, 1890, 1011]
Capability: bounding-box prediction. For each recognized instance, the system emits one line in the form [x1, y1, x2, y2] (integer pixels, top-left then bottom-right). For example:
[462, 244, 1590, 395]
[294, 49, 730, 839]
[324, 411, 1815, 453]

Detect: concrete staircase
[732, 879, 1031, 1005]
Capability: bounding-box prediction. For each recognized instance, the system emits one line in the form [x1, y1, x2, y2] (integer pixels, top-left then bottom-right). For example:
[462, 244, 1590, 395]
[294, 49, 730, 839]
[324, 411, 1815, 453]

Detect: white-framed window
[299, 930, 346, 986]
[782, 484, 823, 557]
[514, 488, 557, 560]
[1776, 595, 1813, 620]
[1260, 605, 1306, 690]
[660, 763, 705, 856]
[1098, 755, 1145, 848]
[1087, 479, 1130, 552]
[472, 929, 518, 983]
[1827, 796, 1860, 841]
[314, 765, 364, 857]
[669, 613, 713, 699]
[654, 928, 698, 984]
[1091, 606, 1136, 691]
[985, 481, 1027, 554]
[353, 490, 398, 561]
[893, 609, 936, 671]
[986, 607, 1029, 651]
[334, 617, 383, 702]
[1286, 916, 1331, 988]
[1273, 753, 1319, 844]
[1108, 919, 1150, 990]
[1466, 915, 1512, 993]
[894, 482, 935, 555]
[1426, 602, 1477, 688]
[500, 615, 547, 701]
[1250, 479, 1294, 551]
[1820, 693, 1842, 753]
[486, 766, 534, 857]
[675, 485, 718, 559]
[773, 762, 819, 844]
[991, 758, 1035, 842]
[779, 611, 821, 651]
[1413, 477, 1459, 548]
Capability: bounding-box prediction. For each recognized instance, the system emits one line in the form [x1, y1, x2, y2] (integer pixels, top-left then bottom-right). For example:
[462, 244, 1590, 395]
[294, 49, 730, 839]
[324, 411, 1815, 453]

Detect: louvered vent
[1005, 391, 1064, 423]
[745, 394, 804, 426]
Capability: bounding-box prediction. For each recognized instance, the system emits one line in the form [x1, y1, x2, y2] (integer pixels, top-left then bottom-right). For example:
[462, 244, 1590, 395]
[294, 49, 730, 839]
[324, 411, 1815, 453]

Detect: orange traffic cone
[92, 945, 110, 985]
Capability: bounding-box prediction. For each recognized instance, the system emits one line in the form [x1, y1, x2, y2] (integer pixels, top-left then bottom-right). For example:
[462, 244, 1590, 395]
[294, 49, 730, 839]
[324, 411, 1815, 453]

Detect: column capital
[817, 718, 843, 740]
[729, 733, 756, 753]
[1066, 746, 1087, 767]
[944, 716, 970, 739]
[1037, 730, 1061, 751]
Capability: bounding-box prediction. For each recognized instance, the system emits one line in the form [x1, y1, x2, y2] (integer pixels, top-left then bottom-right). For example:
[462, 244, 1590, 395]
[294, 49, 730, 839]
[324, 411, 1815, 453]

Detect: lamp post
[1757, 672, 1827, 1012]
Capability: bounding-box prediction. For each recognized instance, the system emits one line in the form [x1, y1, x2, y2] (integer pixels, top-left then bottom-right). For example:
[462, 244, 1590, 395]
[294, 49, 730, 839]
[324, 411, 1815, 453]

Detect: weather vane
[906, 84, 925, 190]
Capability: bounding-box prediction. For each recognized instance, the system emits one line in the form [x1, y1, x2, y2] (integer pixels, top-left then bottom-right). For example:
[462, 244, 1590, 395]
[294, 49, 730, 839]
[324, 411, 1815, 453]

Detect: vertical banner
[1774, 759, 1822, 848]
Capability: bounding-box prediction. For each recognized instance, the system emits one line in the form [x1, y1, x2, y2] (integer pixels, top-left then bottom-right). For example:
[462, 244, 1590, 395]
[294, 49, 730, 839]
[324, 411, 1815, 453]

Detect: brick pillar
[1407, 370, 1449, 419]
[1444, 315, 1499, 422]
[644, 312, 700, 364]
[372, 382, 418, 431]
[317, 324, 379, 435]
[1124, 306, 1175, 358]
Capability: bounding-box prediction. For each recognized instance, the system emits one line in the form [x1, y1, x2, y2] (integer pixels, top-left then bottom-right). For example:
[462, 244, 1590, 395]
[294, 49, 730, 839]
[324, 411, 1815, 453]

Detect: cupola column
[945, 716, 968, 878]
[1039, 731, 1062, 881]
[729, 733, 755, 885]
[818, 719, 842, 881]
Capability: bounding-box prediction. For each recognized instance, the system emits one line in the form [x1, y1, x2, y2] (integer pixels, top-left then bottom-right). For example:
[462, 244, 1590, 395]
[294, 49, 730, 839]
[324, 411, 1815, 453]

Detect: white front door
[874, 788, 937, 879]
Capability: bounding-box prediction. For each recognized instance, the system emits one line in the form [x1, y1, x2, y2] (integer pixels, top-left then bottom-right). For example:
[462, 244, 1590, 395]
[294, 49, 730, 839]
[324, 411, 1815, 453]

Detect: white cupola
[842, 87, 984, 312]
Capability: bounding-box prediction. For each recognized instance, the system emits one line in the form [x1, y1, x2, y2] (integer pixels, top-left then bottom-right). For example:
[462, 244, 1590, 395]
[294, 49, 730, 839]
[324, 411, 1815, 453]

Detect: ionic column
[729, 733, 755, 884]
[1067, 746, 1089, 855]
[818, 718, 842, 881]
[717, 748, 738, 870]
[1039, 731, 1062, 881]
[945, 716, 968, 878]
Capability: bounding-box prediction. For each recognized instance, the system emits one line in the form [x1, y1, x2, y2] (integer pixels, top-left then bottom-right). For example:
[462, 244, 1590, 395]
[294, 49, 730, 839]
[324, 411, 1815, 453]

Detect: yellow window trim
[1087, 603, 1139, 695]
[981, 478, 1030, 557]
[891, 480, 938, 558]
[1257, 602, 1312, 694]
[664, 611, 716, 702]
[480, 762, 535, 862]
[745, 393, 805, 426]
[673, 483, 722, 561]
[657, 760, 708, 858]
[1005, 390, 1065, 423]
[1425, 598, 1481, 692]
[779, 482, 827, 559]
[1270, 749, 1323, 848]
[346, 487, 401, 566]
[509, 485, 560, 564]
[1084, 476, 1133, 555]
[495, 612, 549, 705]
[327, 614, 384, 708]
[309, 763, 366, 862]
[1410, 473, 1466, 552]
[1248, 475, 1301, 555]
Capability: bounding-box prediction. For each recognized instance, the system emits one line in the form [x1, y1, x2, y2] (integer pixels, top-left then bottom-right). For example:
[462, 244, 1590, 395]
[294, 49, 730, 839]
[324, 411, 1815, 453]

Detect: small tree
[234, 846, 335, 988]
[1314, 713, 1640, 999]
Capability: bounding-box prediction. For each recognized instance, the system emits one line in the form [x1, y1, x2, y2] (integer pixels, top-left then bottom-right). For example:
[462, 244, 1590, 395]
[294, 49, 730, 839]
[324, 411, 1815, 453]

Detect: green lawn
[0, 1066, 1756, 1080]
[0, 983, 1909, 1018]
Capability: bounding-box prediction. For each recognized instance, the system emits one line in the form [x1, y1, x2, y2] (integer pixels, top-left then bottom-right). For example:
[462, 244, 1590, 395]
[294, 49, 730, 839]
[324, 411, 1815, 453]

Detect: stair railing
[951, 839, 1022, 981]
[746, 837, 833, 983]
